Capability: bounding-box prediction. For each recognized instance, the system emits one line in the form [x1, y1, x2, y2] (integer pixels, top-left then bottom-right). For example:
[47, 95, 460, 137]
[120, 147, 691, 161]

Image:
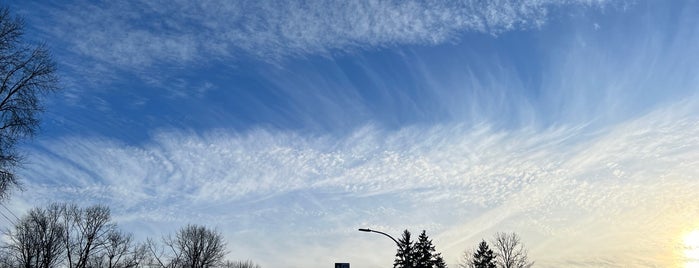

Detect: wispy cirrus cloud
[10, 99, 699, 267]
[19, 0, 690, 138]
[3, 1, 697, 267]
[17, 0, 617, 108]
[24, 0, 613, 68]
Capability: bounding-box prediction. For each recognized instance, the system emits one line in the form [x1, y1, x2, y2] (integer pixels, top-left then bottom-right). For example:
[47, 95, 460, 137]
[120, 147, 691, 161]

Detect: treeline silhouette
[390, 230, 533, 268]
[392, 230, 447, 268]
[458, 232, 533, 268]
[0, 203, 261, 268]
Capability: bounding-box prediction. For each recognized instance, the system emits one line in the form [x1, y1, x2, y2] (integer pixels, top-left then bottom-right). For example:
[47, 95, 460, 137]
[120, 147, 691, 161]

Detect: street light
[358, 228, 402, 250]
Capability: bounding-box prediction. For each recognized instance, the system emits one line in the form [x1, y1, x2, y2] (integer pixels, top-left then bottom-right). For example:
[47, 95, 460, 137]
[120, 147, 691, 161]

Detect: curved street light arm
[358, 228, 402, 250]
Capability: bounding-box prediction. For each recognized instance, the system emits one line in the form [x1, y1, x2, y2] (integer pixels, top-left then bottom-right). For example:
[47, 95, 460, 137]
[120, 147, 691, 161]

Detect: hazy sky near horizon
[3, 0, 699, 267]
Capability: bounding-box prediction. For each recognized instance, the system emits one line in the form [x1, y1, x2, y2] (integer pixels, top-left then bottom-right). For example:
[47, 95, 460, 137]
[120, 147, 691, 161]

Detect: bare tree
[0, 5, 59, 200]
[146, 237, 174, 268]
[5, 215, 39, 268]
[491, 232, 533, 268]
[222, 260, 261, 268]
[458, 248, 476, 268]
[155, 224, 227, 268]
[2, 203, 143, 268]
[0, 247, 18, 267]
[125, 242, 151, 268]
[4, 204, 65, 268]
[88, 229, 136, 268]
[60, 203, 115, 268]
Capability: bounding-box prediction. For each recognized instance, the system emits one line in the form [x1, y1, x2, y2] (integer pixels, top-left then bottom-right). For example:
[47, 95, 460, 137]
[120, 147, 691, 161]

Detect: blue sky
[3, 0, 699, 267]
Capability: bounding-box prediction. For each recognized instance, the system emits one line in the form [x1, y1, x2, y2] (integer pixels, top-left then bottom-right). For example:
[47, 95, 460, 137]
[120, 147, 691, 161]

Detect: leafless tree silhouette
[0, 6, 58, 200]
[61, 204, 115, 268]
[491, 232, 533, 268]
[88, 229, 146, 268]
[149, 224, 227, 268]
[4, 204, 65, 268]
[222, 260, 262, 268]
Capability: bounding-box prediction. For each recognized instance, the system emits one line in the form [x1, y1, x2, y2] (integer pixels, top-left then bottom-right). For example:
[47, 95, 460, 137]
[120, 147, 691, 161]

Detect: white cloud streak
[13, 100, 699, 267]
[28, 0, 612, 68]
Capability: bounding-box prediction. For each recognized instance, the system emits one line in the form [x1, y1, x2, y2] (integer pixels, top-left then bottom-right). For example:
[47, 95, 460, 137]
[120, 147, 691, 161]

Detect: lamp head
[358, 228, 372, 232]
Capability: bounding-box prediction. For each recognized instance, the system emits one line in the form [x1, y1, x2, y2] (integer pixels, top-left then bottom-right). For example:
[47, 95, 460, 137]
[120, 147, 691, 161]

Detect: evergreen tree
[472, 240, 496, 268]
[394, 230, 415, 268]
[414, 230, 435, 268]
[433, 254, 447, 268]
[413, 230, 448, 268]
[393, 229, 448, 268]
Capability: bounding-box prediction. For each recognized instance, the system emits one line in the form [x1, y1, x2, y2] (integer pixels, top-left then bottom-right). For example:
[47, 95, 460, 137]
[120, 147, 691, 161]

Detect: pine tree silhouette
[472, 240, 496, 268]
[414, 230, 449, 268]
[433, 254, 447, 268]
[394, 230, 415, 268]
[414, 230, 435, 268]
[393, 229, 449, 268]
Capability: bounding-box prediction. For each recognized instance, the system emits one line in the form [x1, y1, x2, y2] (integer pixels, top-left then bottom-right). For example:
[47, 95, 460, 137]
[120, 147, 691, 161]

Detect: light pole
[358, 228, 402, 250]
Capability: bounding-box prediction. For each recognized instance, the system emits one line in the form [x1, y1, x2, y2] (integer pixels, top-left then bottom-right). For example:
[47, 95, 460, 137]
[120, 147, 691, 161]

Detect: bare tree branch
[0, 5, 59, 200]
[160, 224, 227, 268]
[4, 204, 65, 268]
[491, 232, 534, 268]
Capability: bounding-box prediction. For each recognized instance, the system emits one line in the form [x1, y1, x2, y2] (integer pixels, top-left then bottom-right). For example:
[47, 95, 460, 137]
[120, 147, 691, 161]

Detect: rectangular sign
[335, 263, 349, 268]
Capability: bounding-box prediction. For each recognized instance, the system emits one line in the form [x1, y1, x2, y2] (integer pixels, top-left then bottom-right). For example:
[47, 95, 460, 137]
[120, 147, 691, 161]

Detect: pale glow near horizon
[685, 230, 699, 268]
